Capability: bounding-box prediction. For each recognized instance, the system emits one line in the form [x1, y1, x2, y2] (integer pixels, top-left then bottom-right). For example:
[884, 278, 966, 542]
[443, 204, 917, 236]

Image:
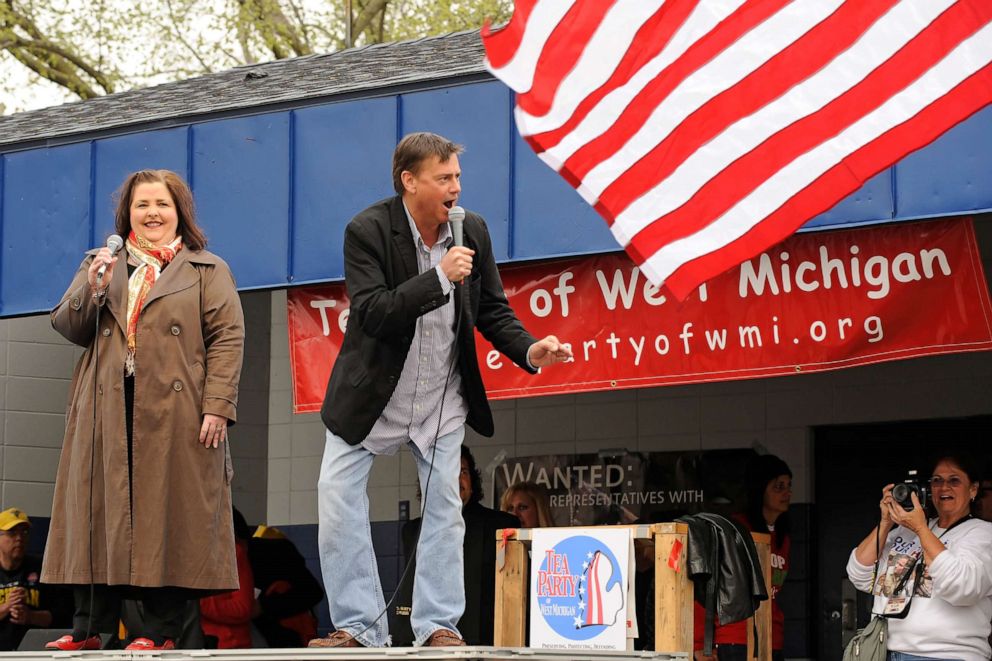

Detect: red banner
[288, 218, 992, 413]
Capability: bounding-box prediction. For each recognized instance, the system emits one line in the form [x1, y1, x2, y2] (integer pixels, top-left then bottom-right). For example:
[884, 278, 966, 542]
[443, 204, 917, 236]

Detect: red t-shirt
[693, 513, 790, 651]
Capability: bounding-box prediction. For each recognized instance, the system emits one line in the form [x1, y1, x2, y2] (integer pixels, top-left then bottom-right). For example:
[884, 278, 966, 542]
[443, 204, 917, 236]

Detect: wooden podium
[493, 523, 772, 659]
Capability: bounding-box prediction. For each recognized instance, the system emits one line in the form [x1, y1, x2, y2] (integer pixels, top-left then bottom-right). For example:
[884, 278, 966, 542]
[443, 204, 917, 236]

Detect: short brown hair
[113, 170, 207, 251]
[392, 132, 464, 194]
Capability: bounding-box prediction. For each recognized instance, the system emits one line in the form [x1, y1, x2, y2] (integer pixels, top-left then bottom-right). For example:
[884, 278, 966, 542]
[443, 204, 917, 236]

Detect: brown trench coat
[41, 247, 245, 591]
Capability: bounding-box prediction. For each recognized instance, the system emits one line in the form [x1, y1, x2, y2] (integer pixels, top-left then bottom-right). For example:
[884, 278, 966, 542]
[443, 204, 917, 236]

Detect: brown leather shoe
[426, 629, 466, 646]
[308, 630, 364, 648]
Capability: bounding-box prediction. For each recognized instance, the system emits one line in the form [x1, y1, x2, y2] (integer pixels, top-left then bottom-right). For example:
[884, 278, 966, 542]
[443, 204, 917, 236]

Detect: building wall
[265, 218, 992, 527]
[0, 290, 273, 523]
[262, 216, 992, 648]
[1, 219, 989, 651]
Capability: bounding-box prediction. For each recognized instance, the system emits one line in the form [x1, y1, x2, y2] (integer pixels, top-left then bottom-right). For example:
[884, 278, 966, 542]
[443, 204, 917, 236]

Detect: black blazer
[321, 196, 537, 445]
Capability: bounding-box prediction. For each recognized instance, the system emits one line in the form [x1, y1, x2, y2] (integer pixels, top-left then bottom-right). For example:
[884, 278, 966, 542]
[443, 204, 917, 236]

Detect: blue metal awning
[2, 79, 991, 317]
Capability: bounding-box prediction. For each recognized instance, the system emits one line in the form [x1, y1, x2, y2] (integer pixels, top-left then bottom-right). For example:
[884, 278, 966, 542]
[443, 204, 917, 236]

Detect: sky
[0, 55, 77, 115]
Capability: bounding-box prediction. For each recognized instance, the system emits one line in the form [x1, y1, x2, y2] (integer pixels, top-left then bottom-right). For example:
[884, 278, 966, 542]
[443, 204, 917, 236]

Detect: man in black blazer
[310, 133, 570, 649]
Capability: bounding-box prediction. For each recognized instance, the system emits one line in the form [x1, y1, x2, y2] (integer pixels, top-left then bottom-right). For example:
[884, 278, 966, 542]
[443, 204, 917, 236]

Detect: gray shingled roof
[0, 29, 489, 150]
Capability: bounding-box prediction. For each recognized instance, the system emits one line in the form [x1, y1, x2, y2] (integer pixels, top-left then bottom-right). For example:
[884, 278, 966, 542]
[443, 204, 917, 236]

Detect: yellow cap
[0, 508, 30, 531]
[252, 524, 286, 539]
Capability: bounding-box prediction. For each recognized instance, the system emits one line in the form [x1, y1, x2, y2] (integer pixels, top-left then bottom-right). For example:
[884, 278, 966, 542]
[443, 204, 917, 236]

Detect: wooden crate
[493, 523, 772, 659]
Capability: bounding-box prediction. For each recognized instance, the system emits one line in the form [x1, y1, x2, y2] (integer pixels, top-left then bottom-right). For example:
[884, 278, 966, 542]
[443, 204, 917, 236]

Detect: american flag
[482, 0, 992, 300]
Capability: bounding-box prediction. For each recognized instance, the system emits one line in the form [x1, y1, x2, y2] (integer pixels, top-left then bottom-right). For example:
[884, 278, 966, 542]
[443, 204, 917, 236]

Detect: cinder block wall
[0, 291, 273, 522]
[0, 314, 75, 514]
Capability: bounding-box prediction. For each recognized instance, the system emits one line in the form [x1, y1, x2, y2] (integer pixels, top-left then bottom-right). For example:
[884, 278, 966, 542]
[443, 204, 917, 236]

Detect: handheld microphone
[96, 234, 124, 283]
[448, 206, 465, 248]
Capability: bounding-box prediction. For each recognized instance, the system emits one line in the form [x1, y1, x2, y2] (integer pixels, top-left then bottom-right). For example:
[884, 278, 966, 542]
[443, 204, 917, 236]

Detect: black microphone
[448, 206, 465, 247]
[96, 234, 124, 283]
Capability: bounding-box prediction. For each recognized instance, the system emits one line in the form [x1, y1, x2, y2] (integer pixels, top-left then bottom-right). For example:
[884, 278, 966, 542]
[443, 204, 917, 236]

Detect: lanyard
[891, 515, 972, 596]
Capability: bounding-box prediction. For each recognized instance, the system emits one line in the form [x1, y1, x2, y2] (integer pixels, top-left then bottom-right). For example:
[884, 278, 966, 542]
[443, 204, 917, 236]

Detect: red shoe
[125, 637, 176, 650]
[46, 634, 101, 651]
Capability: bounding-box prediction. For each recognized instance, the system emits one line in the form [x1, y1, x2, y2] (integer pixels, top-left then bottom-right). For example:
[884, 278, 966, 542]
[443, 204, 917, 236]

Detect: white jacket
[847, 517, 992, 661]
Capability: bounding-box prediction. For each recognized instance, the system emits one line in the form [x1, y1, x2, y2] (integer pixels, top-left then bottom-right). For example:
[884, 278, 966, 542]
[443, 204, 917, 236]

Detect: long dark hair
[113, 169, 207, 250]
[744, 454, 792, 537]
[462, 445, 484, 506]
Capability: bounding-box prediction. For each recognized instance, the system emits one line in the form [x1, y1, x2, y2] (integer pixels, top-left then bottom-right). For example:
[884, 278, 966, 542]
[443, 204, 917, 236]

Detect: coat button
[102, 328, 111, 336]
[171, 325, 181, 336]
[70, 297, 81, 310]
[173, 381, 183, 392]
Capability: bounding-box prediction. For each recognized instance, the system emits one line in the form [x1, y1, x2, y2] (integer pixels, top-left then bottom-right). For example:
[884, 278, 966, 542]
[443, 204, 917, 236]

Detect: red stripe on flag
[515, 0, 618, 116]
[595, 0, 901, 222]
[591, 553, 603, 625]
[663, 61, 992, 300]
[625, 0, 990, 263]
[552, 0, 791, 177]
[525, 0, 698, 152]
[482, 0, 539, 69]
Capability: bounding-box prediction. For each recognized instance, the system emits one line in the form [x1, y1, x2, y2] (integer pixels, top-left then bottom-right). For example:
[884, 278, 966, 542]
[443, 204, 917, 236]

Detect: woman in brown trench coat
[41, 170, 245, 651]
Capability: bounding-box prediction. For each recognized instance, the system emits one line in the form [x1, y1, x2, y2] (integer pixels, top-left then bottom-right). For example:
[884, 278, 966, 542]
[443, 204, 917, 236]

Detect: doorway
[813, 415, 992, 661]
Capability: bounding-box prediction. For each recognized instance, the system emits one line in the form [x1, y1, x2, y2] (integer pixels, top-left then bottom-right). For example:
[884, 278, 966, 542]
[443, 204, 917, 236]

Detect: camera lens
[892, 483, 919, 511]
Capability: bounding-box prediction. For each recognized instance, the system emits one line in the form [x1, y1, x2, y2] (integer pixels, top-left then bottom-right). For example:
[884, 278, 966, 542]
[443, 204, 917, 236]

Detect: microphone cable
[81, 236, 122, 649]
[84, 269, 108, 647]
[328, 237, 468, 648]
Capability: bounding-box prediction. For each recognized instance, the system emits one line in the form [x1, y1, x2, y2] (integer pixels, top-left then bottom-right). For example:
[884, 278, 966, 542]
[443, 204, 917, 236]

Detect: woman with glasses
[694, 454, 793, 661]
[847, 454, 992, 661]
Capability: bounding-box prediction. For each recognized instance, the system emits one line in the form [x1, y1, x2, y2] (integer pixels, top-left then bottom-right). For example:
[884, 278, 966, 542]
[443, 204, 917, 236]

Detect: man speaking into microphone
[310, 132, 571, 649]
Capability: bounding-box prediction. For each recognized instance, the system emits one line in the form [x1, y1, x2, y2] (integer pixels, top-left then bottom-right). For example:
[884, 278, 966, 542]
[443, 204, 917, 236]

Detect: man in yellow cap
[0, 508, 64, 650]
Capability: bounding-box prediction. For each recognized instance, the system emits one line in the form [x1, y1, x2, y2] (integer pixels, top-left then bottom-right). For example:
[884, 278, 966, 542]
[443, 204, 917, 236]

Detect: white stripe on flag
[508, 0, 668, 134]
[521, 0, 746, 154]
[611, 0, 955, 245]
[640, 21, 992, 286]
[486, 0, 576, 93]
[575, 0, 845, 202]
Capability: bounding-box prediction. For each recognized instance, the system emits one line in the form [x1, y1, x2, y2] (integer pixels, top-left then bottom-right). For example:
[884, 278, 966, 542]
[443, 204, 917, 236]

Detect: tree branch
[351, 0, 390, 42]
[1, 0, 116, 95]
[236, 0, 311, 60]
[164, 0, 213, 74]
[6, 43, 100, 98]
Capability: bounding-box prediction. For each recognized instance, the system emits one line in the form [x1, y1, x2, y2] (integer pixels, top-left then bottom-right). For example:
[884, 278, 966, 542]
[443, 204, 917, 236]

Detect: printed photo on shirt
[874, 551, 921, 598]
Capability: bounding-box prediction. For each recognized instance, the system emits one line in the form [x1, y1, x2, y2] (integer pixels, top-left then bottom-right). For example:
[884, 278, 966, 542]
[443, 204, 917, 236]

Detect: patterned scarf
[124, 231, 182, 375]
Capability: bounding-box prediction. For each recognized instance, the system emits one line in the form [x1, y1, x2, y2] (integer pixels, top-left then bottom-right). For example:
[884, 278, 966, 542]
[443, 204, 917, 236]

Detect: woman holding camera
[847, 454, 992, 661]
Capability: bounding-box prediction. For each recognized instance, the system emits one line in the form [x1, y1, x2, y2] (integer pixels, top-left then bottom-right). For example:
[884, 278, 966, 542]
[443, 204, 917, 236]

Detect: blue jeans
[888, 654, 963, 661]
[317, 427, 466, 647]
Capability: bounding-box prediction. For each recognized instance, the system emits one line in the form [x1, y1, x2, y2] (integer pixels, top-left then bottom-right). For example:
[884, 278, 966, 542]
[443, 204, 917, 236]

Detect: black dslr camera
[892, 470, 929, 511]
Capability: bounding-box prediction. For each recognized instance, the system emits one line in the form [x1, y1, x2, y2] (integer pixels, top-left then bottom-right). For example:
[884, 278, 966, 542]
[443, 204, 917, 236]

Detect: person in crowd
[397, 446, 521, 645]
[248, 527, 324, 647]
[975, 477, 992, 522]
[976, 473, 992, 650]
[693, 454, 793, 661]
[200, 509, 258, 649]
[42, 169, 245, 651]
[500, 481, 555, 528]
[309, 132, 571, 649]
[847, 453, 992, 661]
[0, 509, 68, 651]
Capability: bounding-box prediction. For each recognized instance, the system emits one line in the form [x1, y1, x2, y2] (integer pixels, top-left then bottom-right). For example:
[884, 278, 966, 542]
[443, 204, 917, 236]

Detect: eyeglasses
[929, 476, 965, 488]
[0, 529, 29, 538]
